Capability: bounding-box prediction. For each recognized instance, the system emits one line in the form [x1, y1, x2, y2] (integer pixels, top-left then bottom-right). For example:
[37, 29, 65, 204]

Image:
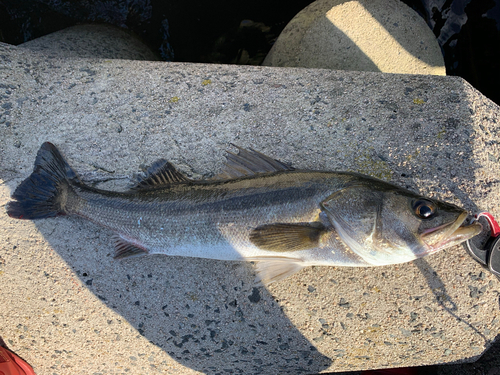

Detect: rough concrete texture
[19, 24, 160, 61]
[0, 36, 499, 375]
[263, 0, 446, 75]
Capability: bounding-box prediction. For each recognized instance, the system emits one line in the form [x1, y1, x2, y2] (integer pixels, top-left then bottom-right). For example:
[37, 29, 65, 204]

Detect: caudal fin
[6, 142, 79, 219]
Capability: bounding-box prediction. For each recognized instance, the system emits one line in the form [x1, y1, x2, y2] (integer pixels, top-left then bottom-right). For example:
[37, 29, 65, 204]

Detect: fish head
[321, 180, 482, 266]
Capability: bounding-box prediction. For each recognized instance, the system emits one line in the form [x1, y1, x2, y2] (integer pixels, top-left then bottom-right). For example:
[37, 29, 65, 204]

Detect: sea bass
[6, 142, 481, 284]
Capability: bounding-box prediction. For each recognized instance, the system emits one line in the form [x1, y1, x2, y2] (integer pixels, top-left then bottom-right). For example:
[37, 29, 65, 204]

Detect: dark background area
[0, 0, 499, 105]
[0, 1, 499, 374]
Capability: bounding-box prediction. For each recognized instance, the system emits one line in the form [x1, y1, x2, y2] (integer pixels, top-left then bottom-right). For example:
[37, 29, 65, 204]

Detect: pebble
[339, 298, 350, 308]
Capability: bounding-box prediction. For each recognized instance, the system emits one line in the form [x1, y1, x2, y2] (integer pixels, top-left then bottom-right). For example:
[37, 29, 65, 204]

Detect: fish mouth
[421, 212, 483, 253]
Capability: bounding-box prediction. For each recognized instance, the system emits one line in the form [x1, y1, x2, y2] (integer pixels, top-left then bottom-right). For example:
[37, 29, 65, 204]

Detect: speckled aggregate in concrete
[0, 35, 499, 374]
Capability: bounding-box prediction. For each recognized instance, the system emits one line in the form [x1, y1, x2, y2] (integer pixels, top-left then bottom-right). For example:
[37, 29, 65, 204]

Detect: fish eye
[412, 199, 436, 219]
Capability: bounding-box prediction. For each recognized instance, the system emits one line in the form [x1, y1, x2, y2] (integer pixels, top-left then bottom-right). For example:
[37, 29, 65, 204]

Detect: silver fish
[6, 142, 482, 284]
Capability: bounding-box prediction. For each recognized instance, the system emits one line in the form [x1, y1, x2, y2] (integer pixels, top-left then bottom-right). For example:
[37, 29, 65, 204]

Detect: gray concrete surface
[0, 28, 499, 375]
[263, 0, 445, 75]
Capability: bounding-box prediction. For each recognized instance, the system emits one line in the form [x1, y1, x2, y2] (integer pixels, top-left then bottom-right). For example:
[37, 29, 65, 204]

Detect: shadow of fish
[6, 143, 481, 284]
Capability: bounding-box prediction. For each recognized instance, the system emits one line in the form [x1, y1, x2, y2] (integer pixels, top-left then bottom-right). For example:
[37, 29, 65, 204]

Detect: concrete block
[263, 0, 445, 75]
[19, 23, 159, 61]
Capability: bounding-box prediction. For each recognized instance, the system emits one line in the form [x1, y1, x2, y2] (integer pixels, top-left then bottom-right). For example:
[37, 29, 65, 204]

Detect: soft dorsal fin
[216, 145, 294, 179]
[132, 159, 189, 190]
[249, 222, 327, 252]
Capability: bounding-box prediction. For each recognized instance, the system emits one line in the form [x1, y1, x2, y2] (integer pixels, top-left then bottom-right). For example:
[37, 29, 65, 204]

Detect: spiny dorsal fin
[215, 145, 294, 179]
[249, 222, 326, 252]
[132, 159, 189, 190]
[112, 235, 149, 259]
[246, 256, 305, 285]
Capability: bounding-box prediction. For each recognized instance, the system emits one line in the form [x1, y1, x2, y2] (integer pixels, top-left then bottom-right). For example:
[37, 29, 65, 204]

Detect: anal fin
[247, 256, 305, 285]
[250, 222, 326, 252]
[112, 235, 149, 259]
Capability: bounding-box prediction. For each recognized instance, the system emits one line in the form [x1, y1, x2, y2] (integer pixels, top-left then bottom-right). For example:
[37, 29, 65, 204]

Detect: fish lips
[420, 211, 483, 254]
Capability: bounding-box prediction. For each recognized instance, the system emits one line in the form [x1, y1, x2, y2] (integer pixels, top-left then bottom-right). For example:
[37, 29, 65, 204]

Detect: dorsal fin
[216, 145, 294, 179]
[132, 159, 189, 190]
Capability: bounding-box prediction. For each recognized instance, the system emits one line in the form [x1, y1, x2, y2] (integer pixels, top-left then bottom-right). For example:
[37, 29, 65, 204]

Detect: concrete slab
[0, 38, 499, 375]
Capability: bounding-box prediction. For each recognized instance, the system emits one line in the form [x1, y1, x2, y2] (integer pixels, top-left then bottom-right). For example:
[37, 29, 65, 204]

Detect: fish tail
[7, 142, 80, 219]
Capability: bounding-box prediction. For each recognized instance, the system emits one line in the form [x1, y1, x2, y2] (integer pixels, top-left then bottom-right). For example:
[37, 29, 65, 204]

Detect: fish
[6, 142, 482, 284]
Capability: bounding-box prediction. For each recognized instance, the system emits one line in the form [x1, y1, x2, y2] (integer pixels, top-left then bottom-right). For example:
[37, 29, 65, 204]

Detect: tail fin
[6, 142, 79, 219]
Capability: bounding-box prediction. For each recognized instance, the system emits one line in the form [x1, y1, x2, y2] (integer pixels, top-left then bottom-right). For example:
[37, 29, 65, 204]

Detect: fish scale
[73, 173, 335, 257]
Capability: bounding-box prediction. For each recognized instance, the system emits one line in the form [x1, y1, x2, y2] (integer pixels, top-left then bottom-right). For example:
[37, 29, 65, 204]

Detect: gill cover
[320, 184, 428, 265]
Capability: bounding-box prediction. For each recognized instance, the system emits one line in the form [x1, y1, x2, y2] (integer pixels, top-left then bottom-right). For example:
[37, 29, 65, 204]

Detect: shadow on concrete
[347, 0, 443, 67]
[414, 258, 489, 346]
[289, 14, 381, 71]
[33, 215, 332, 374]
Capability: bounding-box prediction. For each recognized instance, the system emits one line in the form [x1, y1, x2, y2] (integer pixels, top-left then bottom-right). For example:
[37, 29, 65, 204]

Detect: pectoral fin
[249, 222, 326, 252]
[246, 256, 305, 285]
